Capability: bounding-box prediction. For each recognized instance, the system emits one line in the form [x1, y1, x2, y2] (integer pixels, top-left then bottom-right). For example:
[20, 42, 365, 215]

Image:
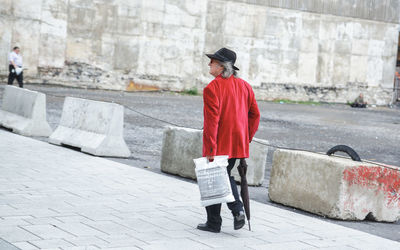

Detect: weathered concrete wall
[160, 126, 268, 186]
[269, 149, 400, 222]
[1, 0, 399, 104]
[49, 97, 131, 157]
[0, 85, 52, 137]
[215, 1, 400, 105]
[232, 0, 400, 24]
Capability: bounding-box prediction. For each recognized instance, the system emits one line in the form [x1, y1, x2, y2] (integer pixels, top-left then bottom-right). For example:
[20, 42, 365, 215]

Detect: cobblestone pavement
[0, 84, 399, 242]
[1, 130, 400, 249]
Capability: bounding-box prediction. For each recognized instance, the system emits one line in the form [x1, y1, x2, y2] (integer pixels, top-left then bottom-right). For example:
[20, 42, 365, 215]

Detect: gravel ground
[1, 83, 400, 241]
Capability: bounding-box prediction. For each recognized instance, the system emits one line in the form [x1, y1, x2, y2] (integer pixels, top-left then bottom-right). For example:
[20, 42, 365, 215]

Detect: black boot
[197, 223, 220, 233]
[234, 211, 245, 230]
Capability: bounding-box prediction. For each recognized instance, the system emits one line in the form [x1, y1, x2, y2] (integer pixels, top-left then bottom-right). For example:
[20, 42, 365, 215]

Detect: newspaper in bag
[193, 155, 235, 206]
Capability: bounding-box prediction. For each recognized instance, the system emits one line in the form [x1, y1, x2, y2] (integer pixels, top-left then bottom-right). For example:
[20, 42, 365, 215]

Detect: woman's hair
[220, 61, 237, 78]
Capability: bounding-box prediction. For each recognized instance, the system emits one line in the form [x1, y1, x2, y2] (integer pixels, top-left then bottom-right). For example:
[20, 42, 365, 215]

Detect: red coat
[203, 74, 260, 158]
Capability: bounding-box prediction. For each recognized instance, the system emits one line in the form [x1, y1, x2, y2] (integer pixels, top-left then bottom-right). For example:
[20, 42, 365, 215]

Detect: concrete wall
[160, 126, 268, 186]
[232, 0, 400, 24]
[1, 0, 399, 104]
[0, 85, 52, 137]
[269, 149, 400, 222]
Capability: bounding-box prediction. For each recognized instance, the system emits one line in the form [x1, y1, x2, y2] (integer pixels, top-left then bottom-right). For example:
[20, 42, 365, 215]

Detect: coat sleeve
[248, 88, 260, 143]
[203, 84, 220, 157]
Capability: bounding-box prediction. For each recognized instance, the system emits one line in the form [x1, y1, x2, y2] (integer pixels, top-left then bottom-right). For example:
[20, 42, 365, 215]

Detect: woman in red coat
[197, 48, 260, 233]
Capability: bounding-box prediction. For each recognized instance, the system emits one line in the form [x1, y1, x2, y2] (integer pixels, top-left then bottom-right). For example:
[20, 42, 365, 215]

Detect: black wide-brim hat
[206, 47, 239, 71]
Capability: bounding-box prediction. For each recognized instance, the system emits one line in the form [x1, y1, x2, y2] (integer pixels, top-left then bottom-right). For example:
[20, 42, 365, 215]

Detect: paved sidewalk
[0, 130, 399, 250]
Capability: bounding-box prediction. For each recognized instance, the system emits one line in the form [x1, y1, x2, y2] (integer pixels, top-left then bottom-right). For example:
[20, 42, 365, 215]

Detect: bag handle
[326, 145, 361, 162]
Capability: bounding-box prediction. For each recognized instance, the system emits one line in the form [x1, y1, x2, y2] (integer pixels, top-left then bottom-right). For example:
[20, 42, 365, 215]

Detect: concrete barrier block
[0, 86, 52, 137]
[160, 126, 268, 186]
[49, 97, 131, 158]
[231, 138, 268, 186]
[269, 149, 400, 222]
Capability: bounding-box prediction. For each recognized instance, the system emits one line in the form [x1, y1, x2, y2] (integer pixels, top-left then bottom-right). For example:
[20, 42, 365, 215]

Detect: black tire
[326, 145, 361, 162]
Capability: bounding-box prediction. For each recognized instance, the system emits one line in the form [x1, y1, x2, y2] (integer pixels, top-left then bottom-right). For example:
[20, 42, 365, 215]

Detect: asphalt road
[1, 84, 399, 242]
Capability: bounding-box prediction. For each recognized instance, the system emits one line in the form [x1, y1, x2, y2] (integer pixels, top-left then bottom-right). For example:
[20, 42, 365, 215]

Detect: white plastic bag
[15, 68, 23, 75]
[193, 155, 235, 206]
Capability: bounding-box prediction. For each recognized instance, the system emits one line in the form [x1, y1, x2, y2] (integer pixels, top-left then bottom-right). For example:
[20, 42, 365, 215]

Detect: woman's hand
[206, 155, 214, 162]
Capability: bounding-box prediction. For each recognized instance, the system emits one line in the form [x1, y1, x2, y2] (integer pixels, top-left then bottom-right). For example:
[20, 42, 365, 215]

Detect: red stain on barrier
[343, 166, 400, 208]
[343, 197, 355, 211]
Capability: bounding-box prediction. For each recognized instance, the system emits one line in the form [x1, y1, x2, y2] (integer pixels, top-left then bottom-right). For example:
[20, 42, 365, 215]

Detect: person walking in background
[197, 47, 260, 233]
[8, 46, 24, 88]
